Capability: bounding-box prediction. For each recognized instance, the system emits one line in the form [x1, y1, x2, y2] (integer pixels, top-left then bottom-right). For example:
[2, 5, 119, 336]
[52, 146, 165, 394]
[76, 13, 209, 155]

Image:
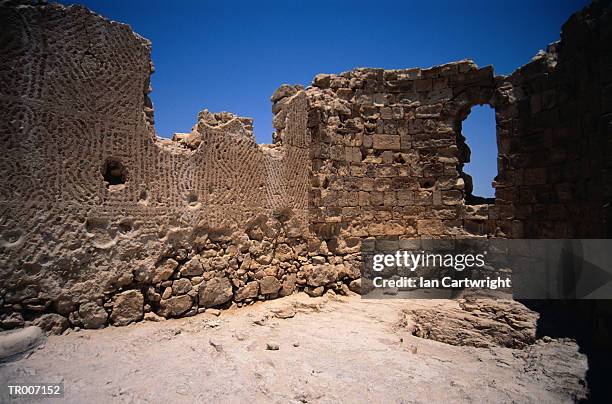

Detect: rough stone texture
[235, 281, 259, 301]
[0, 1, 610, 329]
[157, 295, 192, 318]
[404, 297, 539, 348]
[32, 313, 69, 335]
[259, 276, 281, 295]
[76, 302, 108, 329]
[110, 290, 144, 326]
[198, 277, 233, 308]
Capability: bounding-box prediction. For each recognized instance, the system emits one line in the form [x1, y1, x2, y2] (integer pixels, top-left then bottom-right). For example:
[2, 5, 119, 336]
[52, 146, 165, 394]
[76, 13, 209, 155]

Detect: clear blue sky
[58, 0, 588, 197]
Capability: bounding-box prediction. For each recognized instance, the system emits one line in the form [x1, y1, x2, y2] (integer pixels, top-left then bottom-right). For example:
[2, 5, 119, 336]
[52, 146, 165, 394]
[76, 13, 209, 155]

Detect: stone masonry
[0, 0, 610, 332]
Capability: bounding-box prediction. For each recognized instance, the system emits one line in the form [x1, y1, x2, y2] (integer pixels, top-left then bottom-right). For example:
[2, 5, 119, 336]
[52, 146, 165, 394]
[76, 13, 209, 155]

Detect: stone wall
[493, 1, 612, 238]
[0, 0, 610, 332]
[305, 62, 499, 244]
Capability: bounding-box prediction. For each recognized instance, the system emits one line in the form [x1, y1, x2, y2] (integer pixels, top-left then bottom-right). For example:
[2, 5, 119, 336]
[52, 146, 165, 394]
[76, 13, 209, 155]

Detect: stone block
[372, 134, 400, 150]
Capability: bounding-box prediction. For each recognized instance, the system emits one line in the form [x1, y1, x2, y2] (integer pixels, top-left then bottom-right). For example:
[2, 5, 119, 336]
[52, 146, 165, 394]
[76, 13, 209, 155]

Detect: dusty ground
[0, 293, 588, 403]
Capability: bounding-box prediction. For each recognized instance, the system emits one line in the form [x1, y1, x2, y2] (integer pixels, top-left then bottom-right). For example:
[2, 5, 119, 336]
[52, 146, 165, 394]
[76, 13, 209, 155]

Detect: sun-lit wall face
[306, 63, 504, 240]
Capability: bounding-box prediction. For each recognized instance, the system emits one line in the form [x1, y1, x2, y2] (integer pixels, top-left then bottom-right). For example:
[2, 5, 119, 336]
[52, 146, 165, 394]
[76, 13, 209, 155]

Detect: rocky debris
[270, 306, 296, 319]
[77, 302, 108, 329]
[110, 290, 144, 326]
[172, 278, 192, 295]
[0, 326, 45, 361]
[404, 297, 538, 348]
[32, 314, 69, 335]
[259, 276, 281, 295]
[199, 277, 233, 308]
[153, 259, 178, 283]
[144, 312, 165, 322]
[348, 279, 362, 294]
[1, 312, 24, 329]
[180, 256, 203, 276]
[305, 286, 325, 297]
[266, 342, 280, 351]
[158, 295, 192, 318]
[235, 281, 259, 301]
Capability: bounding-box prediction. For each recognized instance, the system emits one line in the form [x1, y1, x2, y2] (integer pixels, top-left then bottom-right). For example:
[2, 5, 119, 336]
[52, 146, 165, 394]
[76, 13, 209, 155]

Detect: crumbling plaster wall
[0, 2, 345, 330]
[0, 0, 610, 331]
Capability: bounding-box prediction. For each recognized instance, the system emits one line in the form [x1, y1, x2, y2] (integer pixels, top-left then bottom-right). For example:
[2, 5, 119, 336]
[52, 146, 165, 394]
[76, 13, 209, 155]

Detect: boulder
[271, 84, 298, 103]
[172, 278, 192, 295]
[305, 286, 325, 297]
[78, 302, 108, 329]
[1, 312, 24, 329]
[158, 295, 192, 318]
[259, 276, 281, 295]
[210, 256, 229, 271]
[110, 290, 144, 326]
[198, 277, 233, 308]
[32, 314, 69, 335]
[180, 256, 203, 276]
[303, 264, 338, 287]
[54, 296, 77, 315]
[274, 244, 295, 262]
[153, 258, 178, 283]
[144, 312, 165, 322]
[348, 279, 362, 294]
[235, 282, 259, 301]
[313, 74, 331, 89]
[279, 274, 297, 297]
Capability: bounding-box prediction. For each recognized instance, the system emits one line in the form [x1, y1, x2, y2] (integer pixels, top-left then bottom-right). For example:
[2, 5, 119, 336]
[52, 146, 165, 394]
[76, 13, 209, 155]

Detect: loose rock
[32, 314, 69, 335]
[110, 290, 144, 326]
[78, 302, 108, 329]
[199, 277, 233, 308]
[158, 295, 193, 318]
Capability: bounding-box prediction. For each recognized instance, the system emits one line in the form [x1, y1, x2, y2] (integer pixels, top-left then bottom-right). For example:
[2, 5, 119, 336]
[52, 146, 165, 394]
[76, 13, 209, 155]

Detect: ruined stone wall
[305, 62, 501, 246]
[0, 0, 610, 332]
[305, 0, 612, 242]
[494, 0, 612, 238]
[0, 2, 355, 331]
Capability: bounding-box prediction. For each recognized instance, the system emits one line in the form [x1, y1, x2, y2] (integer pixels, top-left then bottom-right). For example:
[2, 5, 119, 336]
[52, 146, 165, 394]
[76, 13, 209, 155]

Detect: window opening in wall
[456, 104, 497, 205]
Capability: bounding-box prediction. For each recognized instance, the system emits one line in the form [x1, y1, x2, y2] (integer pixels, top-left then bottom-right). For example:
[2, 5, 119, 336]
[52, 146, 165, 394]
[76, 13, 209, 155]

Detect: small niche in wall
[102, 158, 127, 189]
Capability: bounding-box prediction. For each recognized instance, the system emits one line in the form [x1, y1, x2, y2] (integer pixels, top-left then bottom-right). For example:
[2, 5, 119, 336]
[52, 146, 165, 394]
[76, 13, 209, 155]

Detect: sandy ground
[0, 293, 588, 403]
